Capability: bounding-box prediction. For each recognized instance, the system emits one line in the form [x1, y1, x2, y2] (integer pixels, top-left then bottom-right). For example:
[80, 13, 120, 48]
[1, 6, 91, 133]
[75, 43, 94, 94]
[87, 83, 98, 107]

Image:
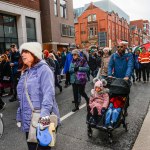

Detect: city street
[0, 80, 150, 150]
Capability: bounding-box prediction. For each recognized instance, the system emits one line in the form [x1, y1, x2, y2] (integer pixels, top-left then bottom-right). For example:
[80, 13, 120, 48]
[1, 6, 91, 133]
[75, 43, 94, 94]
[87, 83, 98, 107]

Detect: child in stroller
[87, 79, 109, 127]
[104, 96, 126, 129]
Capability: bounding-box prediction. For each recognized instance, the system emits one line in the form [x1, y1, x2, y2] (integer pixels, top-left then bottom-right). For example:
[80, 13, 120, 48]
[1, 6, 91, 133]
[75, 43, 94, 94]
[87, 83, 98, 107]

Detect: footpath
[132, 105, 150, 150]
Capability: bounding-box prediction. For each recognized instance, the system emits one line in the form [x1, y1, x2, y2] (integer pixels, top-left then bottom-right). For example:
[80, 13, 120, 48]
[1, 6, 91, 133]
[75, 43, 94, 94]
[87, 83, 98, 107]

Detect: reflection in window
[88, 15, 91, 22]
[0, 13, 18, 53]
[61, 24, 74, 37]
[54, 0, 58, 16]
[3, 16, 17, 38]
[26, 17, 37, 42]
[93, 14, 96, 21]
[60, 0, 67, 18]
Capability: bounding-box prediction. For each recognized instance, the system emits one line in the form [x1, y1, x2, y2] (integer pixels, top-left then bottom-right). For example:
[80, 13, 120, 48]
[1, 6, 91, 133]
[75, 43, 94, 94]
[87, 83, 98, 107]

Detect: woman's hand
[39, 116, 50, 130]
[16, 122, 21, 128]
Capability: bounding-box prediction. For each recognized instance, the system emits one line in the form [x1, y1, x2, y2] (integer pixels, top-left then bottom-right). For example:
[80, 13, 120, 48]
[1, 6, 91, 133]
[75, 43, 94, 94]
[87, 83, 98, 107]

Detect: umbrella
[142, 42, 150, 51]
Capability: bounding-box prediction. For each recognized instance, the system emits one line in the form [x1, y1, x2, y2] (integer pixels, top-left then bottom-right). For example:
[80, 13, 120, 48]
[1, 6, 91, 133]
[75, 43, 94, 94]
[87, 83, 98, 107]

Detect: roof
[74, 0, 130, 23]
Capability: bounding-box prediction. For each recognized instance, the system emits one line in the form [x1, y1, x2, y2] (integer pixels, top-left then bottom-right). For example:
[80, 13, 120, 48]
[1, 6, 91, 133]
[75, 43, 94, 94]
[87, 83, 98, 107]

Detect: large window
[88, 14, 97, 22]
[26, 17, 37, 42]
[60, 0, 67, 18]
[0, 13, 18, 53]
[54, 0, 58, 16]
[61, 24, 74, 37]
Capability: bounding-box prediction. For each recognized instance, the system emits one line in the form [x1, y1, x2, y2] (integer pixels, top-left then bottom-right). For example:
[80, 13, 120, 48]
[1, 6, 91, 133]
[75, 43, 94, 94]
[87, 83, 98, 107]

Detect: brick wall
[1, 0, 40, 11]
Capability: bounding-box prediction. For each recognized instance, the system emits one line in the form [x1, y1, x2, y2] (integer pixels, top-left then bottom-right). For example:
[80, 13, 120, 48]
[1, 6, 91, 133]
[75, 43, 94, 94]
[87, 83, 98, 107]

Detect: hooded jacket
[16, 60, 60, 132]
[89, 80, 109, 115]
[108, 52, 134, 78]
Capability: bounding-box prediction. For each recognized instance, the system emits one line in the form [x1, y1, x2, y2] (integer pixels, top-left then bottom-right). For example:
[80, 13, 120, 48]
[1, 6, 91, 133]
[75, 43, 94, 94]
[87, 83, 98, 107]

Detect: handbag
[76, 72, 87, 84]
[24, 73, 58, 146]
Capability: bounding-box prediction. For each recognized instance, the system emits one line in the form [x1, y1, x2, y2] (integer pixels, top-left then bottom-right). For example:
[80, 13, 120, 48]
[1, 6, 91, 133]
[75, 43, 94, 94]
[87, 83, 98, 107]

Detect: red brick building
[75, 3, 129, 48]
[130, 20, 150, 46]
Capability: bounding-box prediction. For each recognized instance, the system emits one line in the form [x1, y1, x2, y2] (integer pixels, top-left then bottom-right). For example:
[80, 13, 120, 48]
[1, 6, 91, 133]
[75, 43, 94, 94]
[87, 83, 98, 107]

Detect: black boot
[72, 103, 79, 112]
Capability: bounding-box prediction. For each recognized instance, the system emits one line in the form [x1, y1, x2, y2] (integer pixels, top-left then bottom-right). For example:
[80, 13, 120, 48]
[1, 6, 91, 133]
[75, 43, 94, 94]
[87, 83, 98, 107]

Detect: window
[89, 27, 94, 37]
[54, 0, 58, 16]
[26, 17, 37, 42]
[93, 14, 96, 21]
[0, 13, 18, 53]
[61, 24, 74, 37]
[88, 15, 92, 22]
[60, 0, 67, 18]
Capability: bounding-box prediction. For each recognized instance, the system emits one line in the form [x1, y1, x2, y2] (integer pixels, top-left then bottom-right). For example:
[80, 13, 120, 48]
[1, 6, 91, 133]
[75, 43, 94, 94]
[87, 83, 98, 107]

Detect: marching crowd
[0, 41, 150, 149]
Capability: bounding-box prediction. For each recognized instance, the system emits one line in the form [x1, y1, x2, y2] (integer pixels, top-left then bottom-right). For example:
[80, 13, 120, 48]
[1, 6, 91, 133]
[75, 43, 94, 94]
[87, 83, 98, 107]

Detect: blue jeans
[105, 103, 121, 126]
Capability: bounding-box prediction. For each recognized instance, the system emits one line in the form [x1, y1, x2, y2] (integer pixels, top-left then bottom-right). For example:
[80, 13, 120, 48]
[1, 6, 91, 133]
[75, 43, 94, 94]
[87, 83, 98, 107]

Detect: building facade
[0, 0, 42, 53]
[75, 3, 129, 48]
[40, 0, 75, 52]
[130, 20, 150, 46]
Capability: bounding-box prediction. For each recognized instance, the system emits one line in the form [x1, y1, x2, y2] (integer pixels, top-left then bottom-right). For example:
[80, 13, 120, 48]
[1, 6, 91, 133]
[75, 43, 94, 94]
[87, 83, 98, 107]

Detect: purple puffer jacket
[16, 60, 60, 132]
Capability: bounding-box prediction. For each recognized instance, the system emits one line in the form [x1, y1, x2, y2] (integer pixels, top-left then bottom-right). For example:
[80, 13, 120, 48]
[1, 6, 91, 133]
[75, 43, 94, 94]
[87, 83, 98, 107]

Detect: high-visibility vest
[138, 52, 150, 64]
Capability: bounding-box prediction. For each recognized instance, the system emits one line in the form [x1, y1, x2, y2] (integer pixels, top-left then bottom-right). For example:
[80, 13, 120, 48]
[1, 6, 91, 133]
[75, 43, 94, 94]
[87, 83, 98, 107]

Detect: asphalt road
[0, 80, 150, 150]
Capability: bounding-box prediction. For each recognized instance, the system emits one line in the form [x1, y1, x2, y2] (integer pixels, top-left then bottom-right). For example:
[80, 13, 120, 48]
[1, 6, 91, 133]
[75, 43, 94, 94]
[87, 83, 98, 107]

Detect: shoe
[136, 77, 138, 81]
[0, 103, 6, 111]
[133, 79, 135, 83]
[72, 101, 75, 103]
[72, 107, 79, 112]
[9, 97, 17, 102]
[108, 125, 113, 130]
[102, 126, 107, 130]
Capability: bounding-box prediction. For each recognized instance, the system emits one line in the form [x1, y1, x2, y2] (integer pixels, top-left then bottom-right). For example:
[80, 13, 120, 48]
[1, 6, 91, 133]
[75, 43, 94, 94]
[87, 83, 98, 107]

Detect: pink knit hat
[94, 79, 107, 89]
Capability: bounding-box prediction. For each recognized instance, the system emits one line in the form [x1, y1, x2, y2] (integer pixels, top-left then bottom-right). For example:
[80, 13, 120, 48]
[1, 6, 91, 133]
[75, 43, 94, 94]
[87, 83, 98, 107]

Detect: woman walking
[69, 49, 89, 112]
[100, 47, 111, 79]
[16, 42, 60, 150]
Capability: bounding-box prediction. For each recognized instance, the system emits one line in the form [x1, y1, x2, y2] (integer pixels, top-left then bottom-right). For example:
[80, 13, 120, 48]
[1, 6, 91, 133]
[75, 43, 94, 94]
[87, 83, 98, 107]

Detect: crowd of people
[0, 41, 150, 149]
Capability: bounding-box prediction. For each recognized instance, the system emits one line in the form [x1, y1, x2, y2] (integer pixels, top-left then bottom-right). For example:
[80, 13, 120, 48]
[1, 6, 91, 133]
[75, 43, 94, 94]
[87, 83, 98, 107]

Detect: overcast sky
[73, 0, 150, 21]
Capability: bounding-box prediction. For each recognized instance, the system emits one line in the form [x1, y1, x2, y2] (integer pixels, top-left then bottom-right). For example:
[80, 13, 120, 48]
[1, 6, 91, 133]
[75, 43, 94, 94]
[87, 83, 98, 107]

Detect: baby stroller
[87, 78, 130, 143]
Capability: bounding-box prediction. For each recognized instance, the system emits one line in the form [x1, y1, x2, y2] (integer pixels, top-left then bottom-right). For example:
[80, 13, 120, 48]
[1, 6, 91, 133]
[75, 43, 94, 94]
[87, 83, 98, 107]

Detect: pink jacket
[89, 88, 109, 115]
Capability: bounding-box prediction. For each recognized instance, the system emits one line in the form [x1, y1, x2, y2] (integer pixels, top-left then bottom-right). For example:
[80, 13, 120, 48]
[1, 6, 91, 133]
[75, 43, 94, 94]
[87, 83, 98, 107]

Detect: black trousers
[65, 72, 70, 86]
[12, 73, 20, 99]
[72, 83, 89, 107]
[135, 68, 141, 80]
[26, 133, 51, 150]
[0, 97, 4, 109]
[141, 63, 149, 81]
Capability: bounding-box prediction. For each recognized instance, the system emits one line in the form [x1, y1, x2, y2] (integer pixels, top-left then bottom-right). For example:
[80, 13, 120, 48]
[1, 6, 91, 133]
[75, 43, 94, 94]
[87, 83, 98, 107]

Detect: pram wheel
[123, 123, 128, 132]
[87, 125, 93, 137]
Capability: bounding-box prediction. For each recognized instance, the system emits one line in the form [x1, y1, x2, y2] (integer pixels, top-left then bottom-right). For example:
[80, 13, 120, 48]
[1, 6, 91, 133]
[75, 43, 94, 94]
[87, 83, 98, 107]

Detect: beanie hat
[20, 42, 42, 60]
[72, 49, 80, 55]
[94, 79, 107, 89]
[43, 50, 49, 58]
[103, 47, 110, 52]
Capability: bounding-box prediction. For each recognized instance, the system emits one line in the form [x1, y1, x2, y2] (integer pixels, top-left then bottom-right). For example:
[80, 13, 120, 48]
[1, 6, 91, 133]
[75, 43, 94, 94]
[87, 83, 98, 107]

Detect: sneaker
[108, 125, 113, 130]
[9, 97, 17, 102]
[0, 103, 6, 111]
[102, 126, 107, 130]
[136, 77, 138, 81]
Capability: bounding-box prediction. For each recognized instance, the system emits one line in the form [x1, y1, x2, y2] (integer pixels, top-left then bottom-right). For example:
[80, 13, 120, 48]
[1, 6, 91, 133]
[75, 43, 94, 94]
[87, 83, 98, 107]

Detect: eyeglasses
[117, 46, 124, 49]
[73, 54, 77, 56]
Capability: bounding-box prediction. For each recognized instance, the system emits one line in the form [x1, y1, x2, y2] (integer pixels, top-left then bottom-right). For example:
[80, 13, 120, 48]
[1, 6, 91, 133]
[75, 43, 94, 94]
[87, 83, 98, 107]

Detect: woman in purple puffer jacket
[16, 42, 60, 150]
